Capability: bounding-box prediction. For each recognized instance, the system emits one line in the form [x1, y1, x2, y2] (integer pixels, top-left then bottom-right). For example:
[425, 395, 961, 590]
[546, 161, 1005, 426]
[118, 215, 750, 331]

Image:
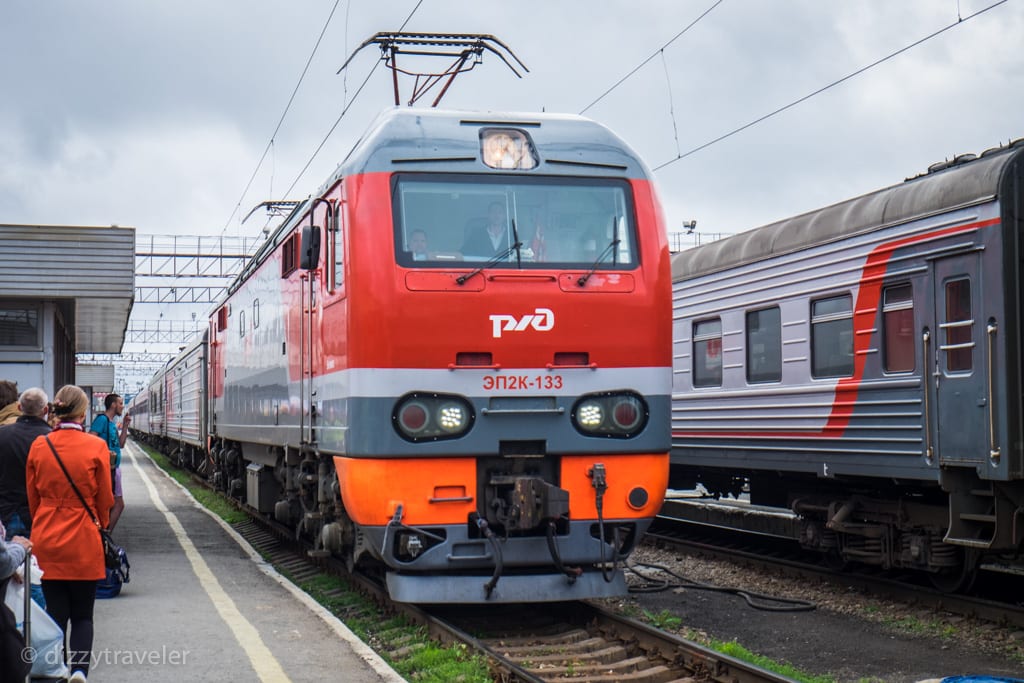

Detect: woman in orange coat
[26, 385, 113, 683]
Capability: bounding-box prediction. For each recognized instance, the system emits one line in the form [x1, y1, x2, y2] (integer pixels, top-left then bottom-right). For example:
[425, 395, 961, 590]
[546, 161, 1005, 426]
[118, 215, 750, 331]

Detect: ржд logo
[489, 307, 555, 338]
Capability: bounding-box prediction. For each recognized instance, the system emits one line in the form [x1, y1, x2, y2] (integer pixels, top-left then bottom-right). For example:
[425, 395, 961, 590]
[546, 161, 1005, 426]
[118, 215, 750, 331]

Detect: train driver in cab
[461, 201, 510, 258]
[407, 229, 429, 261]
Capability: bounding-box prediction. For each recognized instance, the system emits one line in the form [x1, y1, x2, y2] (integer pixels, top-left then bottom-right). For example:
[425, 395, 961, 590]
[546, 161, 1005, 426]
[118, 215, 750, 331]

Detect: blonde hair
[51, 385, 89, 422]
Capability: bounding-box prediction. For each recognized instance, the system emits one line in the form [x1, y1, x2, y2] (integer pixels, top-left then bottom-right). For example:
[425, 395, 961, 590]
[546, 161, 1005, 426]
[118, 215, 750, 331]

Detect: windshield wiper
[577, 237, 620, 287]
[456, 233, 524, 285]
[510, 217, 522, 268]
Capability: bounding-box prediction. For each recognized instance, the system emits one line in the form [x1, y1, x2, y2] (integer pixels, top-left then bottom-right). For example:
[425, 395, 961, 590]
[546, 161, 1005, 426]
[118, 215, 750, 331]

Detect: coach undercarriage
[675, 466, 1023, 592]
[789, 493, 974, 587]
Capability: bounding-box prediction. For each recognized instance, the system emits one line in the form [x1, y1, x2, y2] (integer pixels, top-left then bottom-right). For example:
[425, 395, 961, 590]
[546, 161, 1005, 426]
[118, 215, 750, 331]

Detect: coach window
[253, 299, 260, 329]
[239, 309, 246, 338]
[811, 294, 853, 378]
[693, 318, 723, 387]
[746, 307, 781, 383]
[944, 279, 973, 372]
[883, 284, 914, 372]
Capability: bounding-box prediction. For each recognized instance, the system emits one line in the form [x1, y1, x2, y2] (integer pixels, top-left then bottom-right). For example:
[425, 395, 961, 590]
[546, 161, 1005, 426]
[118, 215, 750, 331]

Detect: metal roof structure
[0, 223, 135, 353]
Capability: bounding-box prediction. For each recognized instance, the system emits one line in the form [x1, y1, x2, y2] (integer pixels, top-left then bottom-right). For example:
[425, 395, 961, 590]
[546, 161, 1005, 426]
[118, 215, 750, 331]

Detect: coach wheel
[928, 548, 979, 593]
[822, 550, 849, 572]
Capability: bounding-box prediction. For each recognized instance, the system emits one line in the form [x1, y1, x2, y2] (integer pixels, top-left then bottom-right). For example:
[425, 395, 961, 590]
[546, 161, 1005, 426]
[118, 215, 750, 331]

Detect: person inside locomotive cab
[461, 201, 510, 258]
[407, 229, 429, 261]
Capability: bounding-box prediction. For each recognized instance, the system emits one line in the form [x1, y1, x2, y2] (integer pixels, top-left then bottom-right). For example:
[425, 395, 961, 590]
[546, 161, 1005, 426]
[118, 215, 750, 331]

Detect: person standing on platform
[0, 380, 19, 426]
[0, 387, 51, 538]
[89, 393, 129, 532]
[0, 519, 32, 680]
[0, 387, 51, 607]
[26, 385, 113, 683]
[0, 520, 31, 579]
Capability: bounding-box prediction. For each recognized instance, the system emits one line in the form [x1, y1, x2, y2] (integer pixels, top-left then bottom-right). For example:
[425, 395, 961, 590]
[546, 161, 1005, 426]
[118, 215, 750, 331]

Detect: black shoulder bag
[44, 436, 121, 570]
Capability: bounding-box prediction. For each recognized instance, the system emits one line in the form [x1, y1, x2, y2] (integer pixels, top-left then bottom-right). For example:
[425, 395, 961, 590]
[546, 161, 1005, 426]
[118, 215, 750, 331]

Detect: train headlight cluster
[480, 128, 538, 170]
[393, 393, 475, 441]
[571, 391, 648, 438]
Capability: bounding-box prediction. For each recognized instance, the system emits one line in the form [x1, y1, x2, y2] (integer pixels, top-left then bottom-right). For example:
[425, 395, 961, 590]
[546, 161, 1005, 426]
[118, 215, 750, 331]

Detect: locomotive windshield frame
[392, 173, 639, 270]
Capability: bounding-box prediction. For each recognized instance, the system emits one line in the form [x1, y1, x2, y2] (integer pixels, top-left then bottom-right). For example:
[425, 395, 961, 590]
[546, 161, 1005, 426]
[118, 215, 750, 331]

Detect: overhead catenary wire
[578, 0, 725, 116]
[283, 0, 424, 199]
[220, 0, 345, 237]
[653, 0, 1010, 171]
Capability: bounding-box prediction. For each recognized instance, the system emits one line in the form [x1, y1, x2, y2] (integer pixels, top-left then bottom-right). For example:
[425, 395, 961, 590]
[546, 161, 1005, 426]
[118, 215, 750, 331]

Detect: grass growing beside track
[707, 637, 834, 683]
[137, 443, 491, 683]
[144, 447, 249, 523]
[621, 603, 835, 683]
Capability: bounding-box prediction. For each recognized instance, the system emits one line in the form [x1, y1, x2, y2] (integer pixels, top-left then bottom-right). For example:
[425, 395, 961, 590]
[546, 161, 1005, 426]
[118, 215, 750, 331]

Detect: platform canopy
[0, 223, 135, 353]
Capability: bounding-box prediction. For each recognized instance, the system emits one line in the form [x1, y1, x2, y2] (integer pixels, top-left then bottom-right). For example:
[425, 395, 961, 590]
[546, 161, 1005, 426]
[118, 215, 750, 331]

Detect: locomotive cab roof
[323, 106, 654, 187]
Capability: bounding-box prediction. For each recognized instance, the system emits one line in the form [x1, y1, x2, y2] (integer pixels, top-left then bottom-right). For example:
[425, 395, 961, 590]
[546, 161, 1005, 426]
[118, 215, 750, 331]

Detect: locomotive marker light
[571, 392, 648, 438]
[393, 393, 474, 441]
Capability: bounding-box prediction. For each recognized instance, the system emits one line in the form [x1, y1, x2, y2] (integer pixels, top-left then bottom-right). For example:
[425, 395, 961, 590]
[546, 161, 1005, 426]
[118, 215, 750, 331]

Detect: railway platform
[74, 440, 405, 683]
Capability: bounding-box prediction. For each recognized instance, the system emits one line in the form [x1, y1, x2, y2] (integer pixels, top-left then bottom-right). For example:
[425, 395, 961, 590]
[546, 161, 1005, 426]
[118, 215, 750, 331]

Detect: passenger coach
[671, 141, 1024, 588]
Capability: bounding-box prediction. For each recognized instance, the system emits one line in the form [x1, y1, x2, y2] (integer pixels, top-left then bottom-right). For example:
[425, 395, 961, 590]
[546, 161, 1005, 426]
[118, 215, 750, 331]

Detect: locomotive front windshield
[393, 174, 638, 269]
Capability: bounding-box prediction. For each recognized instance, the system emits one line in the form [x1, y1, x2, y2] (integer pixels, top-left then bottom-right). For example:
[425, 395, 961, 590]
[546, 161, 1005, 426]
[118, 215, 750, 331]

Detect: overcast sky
[3, 0, 1022, 372]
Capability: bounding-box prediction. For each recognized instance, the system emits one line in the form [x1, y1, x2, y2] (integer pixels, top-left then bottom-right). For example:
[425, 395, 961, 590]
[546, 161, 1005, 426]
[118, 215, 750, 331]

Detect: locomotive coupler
[487, 474, 569, 532]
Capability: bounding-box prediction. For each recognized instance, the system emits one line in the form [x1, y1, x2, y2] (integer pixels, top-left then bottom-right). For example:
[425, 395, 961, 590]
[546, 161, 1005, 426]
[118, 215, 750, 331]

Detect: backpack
[95, 546, 131, 599]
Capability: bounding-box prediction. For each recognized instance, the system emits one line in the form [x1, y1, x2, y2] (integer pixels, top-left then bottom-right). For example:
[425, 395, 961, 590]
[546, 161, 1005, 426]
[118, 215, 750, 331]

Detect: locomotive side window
[393, 174, 637, 269]
[811, 294, 853, 378]
[330, 208, 345, 293]
[944, 279, 973, 372]
[281, 234, 298, 277]
[882, 283, 914, 372]
[746, 306, 781, 383]
[693, 318, 723, 387]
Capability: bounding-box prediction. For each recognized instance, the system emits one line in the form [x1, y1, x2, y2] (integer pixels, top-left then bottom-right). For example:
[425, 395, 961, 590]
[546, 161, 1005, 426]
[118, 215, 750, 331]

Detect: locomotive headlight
[480, 128, 538, 170]
[393, 393, 475, 442]
[437, 402, 468, 433]
[571, 391, 649, 438]
[577, 402, 604, 428]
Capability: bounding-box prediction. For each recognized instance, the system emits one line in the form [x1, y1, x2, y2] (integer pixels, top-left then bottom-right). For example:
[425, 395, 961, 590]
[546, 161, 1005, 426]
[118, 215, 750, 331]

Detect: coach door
[927, 254, 987, 465]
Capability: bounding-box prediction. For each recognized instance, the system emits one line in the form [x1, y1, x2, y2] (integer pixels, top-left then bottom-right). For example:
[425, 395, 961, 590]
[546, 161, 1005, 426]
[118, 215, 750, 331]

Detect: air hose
[471, 513, 503, 599]
[589, 463, 616, 583]
[545, 521, 582, 583]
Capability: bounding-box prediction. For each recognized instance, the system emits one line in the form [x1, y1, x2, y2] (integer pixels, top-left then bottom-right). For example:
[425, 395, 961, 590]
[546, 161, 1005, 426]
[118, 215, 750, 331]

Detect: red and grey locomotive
[133, 108, 672, 603]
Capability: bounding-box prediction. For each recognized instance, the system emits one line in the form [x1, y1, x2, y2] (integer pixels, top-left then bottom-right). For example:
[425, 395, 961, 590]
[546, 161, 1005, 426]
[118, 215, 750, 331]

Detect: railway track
[231, 516, 796, 683]
[650, 502, 1024, 630]
[149, 446, 796, 682]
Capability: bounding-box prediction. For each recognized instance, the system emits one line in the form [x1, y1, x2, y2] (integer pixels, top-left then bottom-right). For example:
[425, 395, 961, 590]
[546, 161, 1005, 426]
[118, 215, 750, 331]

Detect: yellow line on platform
[126, 445, 291, 683]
